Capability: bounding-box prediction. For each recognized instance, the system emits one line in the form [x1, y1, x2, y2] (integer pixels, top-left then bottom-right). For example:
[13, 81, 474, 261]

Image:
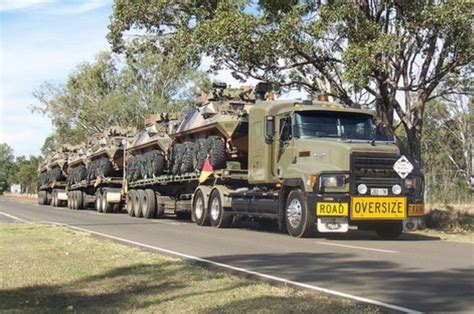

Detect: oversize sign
[351, 197, 406, 219]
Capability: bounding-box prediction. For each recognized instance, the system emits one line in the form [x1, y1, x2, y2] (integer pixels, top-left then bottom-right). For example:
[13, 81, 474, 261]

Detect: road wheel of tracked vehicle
[180, 142, 195, 174]
[193, 189, 210, 226]
[95, 190, 103, 212]
[208, 189, 232, 228]
[141, 189, 156, 219]
[208, 136, 227, 170]
[285, 189, 315, 238]
[133, 189, 144, 217]
[102, 190, 113, 213]
[375, 222, 403, 239]
[126, 190, 136, 217]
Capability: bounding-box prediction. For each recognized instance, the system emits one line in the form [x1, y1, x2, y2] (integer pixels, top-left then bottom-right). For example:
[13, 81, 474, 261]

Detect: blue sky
[0, 0, 304, 158]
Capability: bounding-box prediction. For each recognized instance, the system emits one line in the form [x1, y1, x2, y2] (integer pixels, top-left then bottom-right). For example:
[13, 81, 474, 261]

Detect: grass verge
[0, 224, 379, 313]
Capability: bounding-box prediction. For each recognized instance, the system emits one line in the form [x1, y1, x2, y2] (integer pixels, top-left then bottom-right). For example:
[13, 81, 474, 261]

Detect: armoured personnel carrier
[37, 146, 70, 206]
[126, 113, 179, 183]
[169, 82, 271, 175]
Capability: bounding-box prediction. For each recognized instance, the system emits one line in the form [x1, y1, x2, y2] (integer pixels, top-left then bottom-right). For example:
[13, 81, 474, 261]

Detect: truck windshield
[294, 111, 375, 140]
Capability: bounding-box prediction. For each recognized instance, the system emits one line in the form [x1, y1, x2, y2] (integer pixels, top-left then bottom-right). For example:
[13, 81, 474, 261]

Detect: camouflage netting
[86, 157, 113, 179]
[38, 167, 65, 187]
[67, 165, 87, 185]
[126, 150, 164, 181]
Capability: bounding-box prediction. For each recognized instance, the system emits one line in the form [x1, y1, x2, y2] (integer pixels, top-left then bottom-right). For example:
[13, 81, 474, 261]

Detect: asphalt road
[1, 197, 473, 313]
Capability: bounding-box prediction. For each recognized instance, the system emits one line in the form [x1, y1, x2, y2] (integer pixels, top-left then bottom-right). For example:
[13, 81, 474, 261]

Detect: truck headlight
[319, 174, 345, 188]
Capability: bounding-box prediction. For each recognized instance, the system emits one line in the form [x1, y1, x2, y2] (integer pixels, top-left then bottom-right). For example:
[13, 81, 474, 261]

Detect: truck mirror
[265, 116, 275, 143]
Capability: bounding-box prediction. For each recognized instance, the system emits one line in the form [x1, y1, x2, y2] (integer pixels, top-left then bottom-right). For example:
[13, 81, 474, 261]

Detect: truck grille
[351, 153, 401, 193]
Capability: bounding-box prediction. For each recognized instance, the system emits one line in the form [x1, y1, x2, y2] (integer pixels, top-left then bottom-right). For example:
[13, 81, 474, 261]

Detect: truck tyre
[102, 190, 113, 213]
[375, 222, 403, 239]
[208, 136, 226, 170]
[126, 190, 136, 217]
[193, 189, 210, 226]
[180, 142, 195, 174]
[95, 190, 103, 212]
[77, 191, 85, 210]
[71, 191, 77, 210]
[209, 189, 232, 228]
[169, 143, 184, 175]
[149, 150, 165, 177]
[46, 192, 52, 205]
[285, 189, 315, 238]
[141, 189, 157, 218]
[133, 189, 144, 217]
[38, 191, 45, 205]
[52, 191, 57, 207]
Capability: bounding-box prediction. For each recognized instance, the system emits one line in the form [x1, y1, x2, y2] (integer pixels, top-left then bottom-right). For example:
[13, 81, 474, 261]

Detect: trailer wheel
[77, 191, 84, 210]
[102, 190, 113, 213]
[375, 222, 402, 239]
[285, 189, 315, 238]
[155, 194, 165, 219]
[141, 189, 157, 218]
[46, 192, 52, 205]
[70, 191, 76, 210]
[133, 189, 144, 217]
[126, 190, 136, 217]
[209, 189, 232, 228]
[193, 189, 210, 226]
[95, 190, 103, 212]
[38, 191, 45, 205]
[52, 191, 58, 207]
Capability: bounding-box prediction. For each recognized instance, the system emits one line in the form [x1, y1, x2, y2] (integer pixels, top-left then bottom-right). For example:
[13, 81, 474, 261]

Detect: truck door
[275, 115, 295, 178]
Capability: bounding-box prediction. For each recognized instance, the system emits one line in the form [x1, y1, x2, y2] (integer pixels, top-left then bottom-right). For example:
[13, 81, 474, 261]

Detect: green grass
[0, 224, 379, 313]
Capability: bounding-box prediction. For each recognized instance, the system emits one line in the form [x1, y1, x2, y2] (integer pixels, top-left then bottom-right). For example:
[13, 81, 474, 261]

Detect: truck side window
[279, 116, 292, 142]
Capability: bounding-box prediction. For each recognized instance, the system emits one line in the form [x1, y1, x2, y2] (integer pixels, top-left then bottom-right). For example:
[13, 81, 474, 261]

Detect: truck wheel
[77, 191, 85, 210]
[208, 136, 227, 170]
[133, 189, 144, 217]
[209, 189, 232, 228]
[95, 190, 103, 212]
[102, 190, 113, 213]
[52, 191, 58, 207]
[170, 143, 184, 175]
[375, 222, 403, 239]
[149, 150, 165, 177]
[193, 189, 210, 226]
[285, 190, 315, 238]
[38, 191, 44, 205]
[70, 191, 76, 210]
[46, 192, 52, 205]
[141, 189, 157, 218]
[126, 190, 136, 217]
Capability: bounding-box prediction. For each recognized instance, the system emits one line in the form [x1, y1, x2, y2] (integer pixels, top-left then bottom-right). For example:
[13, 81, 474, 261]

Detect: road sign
[393, 155, 413, 179]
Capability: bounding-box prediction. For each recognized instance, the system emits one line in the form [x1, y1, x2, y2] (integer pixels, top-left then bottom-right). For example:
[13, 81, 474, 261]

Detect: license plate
[351, 197, 406, 220]
[370, 188, 388, 196]
[408, 204, 424, 216]
[316, 202, 348, 216]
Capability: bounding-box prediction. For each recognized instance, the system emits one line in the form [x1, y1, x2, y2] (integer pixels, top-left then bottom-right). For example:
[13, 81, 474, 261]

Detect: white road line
[0, 211, 29, 223]
[315, 241, 398, 254]
[0, 210, 420, 313]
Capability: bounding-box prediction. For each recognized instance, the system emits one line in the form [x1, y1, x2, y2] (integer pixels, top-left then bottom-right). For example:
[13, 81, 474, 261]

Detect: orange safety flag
[199, 158, 214, 183]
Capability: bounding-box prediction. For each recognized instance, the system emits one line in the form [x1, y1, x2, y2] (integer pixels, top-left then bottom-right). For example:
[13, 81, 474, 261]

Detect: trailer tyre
[142, 189, 157, 219]
[95, 190, 103, 212]
[209, 189, 232, 228]
[133, 189, 144, 217]
[77, 191, 84, 210]
[102, 190, 113, 213]
[285, 189, 315, 238]
[126, 190, 136, 217]
[375, 222, 402, 239]
[193, 189, 210, 226]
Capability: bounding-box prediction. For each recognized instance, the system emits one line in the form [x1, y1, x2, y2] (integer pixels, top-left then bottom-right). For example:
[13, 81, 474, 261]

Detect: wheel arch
[278, 178, 305, 231]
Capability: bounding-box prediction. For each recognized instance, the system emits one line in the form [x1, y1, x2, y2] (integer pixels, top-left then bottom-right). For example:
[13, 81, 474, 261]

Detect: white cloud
[0, 0, 52, 12]
[50, 0, 109, 15]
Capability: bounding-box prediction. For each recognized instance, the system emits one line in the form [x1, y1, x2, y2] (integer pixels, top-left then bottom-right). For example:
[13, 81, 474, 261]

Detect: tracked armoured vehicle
[168, 82, 271, 175]
[37, 146, 70, 206]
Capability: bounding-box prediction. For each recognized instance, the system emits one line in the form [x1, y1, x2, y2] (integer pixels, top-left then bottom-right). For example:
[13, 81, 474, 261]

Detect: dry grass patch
[0, 224, 380, 313]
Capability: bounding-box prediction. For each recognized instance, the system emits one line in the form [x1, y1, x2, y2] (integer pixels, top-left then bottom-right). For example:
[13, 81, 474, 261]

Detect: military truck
[37, 147, 70, 206]
[126, 84, 425, 238]
[67, 127, 135, 212]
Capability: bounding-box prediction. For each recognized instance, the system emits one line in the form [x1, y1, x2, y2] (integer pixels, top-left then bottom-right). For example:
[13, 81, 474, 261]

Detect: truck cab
[247, 100, 424, 238]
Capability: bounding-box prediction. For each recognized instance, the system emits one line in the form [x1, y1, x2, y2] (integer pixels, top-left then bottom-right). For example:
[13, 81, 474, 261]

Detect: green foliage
[0, 143, 16, 191]
[108, 0, 473, 169]
[33, 48, 208, 147]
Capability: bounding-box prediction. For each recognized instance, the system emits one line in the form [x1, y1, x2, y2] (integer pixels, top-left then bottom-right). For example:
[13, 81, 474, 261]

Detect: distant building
[10, 184, 21, 194]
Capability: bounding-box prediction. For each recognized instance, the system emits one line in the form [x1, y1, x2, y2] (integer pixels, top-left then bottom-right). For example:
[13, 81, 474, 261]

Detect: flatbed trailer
[67, 177, 124, 212]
